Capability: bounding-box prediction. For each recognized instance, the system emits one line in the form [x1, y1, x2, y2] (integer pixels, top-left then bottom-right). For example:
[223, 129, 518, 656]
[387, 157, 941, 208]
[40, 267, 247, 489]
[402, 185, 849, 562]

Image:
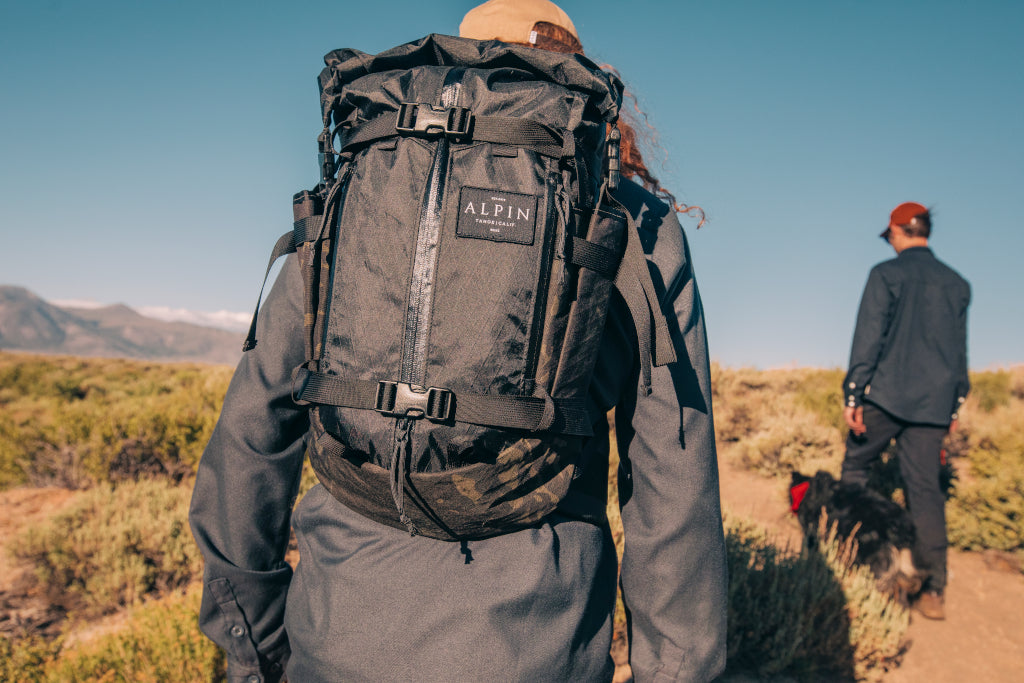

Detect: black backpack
[245, 34, 675, 540]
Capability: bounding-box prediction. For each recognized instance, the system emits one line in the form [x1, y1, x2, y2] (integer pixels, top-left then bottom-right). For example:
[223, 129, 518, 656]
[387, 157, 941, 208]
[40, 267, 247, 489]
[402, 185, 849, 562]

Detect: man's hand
[844, 405, 866, 435]
[949, 418, 959, 434]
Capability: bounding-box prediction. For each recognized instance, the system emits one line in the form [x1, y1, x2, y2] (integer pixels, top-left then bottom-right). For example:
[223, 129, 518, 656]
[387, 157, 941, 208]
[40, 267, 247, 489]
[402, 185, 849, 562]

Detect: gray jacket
[189, 180, 727, 682]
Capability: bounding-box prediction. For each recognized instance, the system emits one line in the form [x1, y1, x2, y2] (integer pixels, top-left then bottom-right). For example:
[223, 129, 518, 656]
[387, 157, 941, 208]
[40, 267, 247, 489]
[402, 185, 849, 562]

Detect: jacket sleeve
[189, 255, 309, 683]
[951, 280, 972, 420]
[843, 266, 893, 409]
[616, 208, 728, 683]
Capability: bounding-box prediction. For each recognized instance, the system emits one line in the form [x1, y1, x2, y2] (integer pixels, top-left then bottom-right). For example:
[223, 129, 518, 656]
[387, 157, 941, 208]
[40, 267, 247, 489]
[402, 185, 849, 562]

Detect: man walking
[841, 202, 970, 620]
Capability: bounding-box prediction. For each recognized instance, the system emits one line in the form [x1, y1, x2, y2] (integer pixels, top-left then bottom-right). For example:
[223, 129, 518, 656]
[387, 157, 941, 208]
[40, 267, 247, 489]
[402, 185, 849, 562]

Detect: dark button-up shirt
[844, 246, 970, 426]
[189, 179, 728, 682]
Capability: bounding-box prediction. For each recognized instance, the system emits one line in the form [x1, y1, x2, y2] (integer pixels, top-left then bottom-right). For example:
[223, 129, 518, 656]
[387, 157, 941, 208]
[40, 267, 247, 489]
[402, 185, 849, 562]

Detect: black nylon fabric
[427, 149, 554, 395]
[320, 33, 623, 127]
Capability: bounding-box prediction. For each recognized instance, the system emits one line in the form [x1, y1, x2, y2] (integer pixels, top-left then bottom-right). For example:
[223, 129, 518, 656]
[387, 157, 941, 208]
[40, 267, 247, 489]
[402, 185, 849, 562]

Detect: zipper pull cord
[389, 418, 419, 536]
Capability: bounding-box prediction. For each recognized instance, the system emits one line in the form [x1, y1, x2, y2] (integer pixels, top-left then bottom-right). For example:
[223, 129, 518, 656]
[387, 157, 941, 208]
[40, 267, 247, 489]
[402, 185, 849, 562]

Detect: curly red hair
[609, 72, 704, 227]
[508, 25, 704, 226]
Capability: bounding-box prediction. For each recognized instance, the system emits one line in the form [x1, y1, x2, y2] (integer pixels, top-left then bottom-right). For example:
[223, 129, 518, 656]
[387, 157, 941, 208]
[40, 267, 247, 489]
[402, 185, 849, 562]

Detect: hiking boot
[913, 590, 945, 620]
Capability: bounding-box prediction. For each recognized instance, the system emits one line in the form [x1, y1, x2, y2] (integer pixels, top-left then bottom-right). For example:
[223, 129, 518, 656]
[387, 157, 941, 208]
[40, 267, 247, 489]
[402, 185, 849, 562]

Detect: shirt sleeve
[189, 255, 309, 683]
[843, 266, 894, 409]
[951, 280, 972, 419]
[616, 208, 728, 683]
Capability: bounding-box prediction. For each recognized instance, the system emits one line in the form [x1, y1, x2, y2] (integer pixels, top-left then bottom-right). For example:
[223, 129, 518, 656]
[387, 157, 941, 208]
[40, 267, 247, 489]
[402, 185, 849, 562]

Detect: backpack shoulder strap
[241, 229, 300, 352]
[603, 188, 677, 394]
[241, 181, 341, 351]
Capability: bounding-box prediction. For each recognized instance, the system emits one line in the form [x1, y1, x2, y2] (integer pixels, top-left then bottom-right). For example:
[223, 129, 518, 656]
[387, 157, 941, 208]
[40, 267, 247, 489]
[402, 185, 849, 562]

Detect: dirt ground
[2, 474, 1022, 681]
[719, 461, 1024, 682]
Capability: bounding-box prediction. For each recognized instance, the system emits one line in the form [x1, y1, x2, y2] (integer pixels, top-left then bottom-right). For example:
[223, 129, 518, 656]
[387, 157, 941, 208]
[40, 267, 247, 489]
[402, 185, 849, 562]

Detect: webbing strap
[568, 236, 619, 279]
[337, 116, 397, 152]
[242, 230, 299, 352]
[605, 191, 677, 394]
[470, 116, 563, 157]
[295, 371, 592, 436]
[292, 215, 323, 244]
[242, 182, 341, 351]
[337, 110, 563, 158]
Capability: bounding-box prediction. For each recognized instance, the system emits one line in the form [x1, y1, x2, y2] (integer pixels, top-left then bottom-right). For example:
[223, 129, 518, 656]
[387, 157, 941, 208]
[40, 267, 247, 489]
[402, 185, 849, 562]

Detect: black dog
[790, 471, 921, 601]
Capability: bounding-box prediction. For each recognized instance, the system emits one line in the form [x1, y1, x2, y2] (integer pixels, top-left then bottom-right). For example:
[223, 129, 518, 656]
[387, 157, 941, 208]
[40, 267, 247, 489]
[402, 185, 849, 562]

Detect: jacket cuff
[226, 652, 288, 683]
[204, 576, 291, 683]
[951, 395, 966, 420]
[844, 381, 864, 409]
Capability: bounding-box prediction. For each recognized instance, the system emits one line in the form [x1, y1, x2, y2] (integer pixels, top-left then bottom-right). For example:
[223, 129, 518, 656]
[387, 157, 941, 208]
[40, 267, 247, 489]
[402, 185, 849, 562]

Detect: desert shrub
[0, 411, 25, 486]
[791, 368, 847, 433]
[733, 410, 840, 478]
[946, 398, 1024, 555]
[13, 479, 202, 617]
[0, 353, 232, 489]
[970, 369, 1012, 412]
[712, 365, 845, 478]
[0, 634, 60, 682]
[1010, 369, 1024, 400]
[0, 587, 223, 682]
[724, 514, 908, 681]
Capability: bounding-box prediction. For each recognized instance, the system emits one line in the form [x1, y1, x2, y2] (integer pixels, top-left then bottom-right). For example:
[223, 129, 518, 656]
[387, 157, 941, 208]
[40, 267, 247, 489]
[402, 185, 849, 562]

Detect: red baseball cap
[880, 202, 928, 238]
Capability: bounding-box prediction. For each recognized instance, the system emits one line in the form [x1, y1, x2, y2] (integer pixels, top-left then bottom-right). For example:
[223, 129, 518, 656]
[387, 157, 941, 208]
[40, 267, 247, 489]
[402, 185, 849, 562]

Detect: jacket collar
[898, 246, 933, 259]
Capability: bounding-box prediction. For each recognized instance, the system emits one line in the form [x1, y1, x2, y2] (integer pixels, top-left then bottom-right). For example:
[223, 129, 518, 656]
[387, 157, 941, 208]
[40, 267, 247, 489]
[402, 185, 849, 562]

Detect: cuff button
[230, 625, 245, 638]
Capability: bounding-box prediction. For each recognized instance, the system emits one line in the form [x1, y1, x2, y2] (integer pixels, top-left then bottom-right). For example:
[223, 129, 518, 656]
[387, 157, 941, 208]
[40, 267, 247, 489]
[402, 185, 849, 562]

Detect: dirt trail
[717, 461, 1024, 681]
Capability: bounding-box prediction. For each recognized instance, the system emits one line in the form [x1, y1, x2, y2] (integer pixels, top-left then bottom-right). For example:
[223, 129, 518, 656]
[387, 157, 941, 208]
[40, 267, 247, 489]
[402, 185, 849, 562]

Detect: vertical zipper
[400, 68, 464, 387]
[522, 173, 559, 394]
[391, 69, 465, 534]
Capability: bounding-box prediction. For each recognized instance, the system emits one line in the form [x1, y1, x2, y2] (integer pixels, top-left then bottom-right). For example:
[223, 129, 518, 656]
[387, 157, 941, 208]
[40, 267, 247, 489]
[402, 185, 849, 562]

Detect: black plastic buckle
[375, 381, 453, 422]
[317, 128, 336, 184]
[395, 103, 472, 139]
[605, 126, 621, 191]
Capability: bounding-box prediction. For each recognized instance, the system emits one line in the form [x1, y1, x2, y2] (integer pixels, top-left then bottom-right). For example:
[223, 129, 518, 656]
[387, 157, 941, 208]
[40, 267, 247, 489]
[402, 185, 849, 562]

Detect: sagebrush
[724, 514, 909, 682]
[0, 352, 232, 489]
[0, 587, 223, 683]
[14, 479, 202, 617]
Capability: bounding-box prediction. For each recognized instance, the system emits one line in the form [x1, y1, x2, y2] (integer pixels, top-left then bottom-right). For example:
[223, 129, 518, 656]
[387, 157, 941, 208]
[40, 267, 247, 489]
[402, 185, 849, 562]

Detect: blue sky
[1, 0, 1021, 368]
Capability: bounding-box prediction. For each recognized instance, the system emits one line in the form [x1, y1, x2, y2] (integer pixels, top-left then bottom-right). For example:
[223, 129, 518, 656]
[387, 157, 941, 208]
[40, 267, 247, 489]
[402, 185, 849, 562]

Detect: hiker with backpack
[189, 1, 727, 681]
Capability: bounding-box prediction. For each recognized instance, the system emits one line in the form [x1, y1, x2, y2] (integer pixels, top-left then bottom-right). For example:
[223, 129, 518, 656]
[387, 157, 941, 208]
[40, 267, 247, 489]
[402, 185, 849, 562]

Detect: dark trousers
[841, 402, 948, 591]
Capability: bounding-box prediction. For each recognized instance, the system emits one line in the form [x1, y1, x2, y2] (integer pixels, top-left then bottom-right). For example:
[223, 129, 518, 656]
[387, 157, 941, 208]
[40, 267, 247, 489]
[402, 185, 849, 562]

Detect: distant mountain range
[0, 285, 243, 366]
